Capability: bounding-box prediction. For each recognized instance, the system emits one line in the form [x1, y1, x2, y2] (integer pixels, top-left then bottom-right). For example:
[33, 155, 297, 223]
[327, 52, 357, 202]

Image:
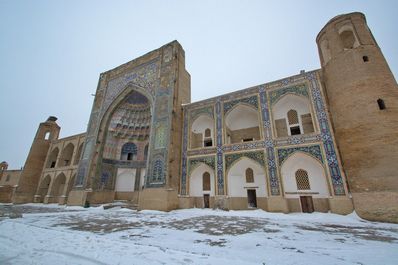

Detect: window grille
[295, 169, 310, 190]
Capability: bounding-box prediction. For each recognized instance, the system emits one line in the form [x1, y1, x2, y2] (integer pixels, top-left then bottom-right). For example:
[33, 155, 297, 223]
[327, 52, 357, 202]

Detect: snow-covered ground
[0, 204, 397, 265]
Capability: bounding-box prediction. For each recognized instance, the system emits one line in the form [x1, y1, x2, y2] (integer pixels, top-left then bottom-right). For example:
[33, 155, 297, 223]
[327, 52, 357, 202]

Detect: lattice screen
[295, 169, 310, 190]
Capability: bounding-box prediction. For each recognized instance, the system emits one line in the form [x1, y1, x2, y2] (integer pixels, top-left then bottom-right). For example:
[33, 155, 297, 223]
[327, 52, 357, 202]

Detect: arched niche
[46, 148, 59, 168]
[189, 163, 215, 197]
[190, 114, 214, 149]
[224, 104, 261, 144]
[280, 152, 330, 198]
[37, 175, 52, 202]
[227, 157, 267, 197]
[51, 173, 66, 197]
[272, 94, 314, 137]
[338, 24, 359, 49]
[102, 90, 152, 161]
[59, 143, 74, 167]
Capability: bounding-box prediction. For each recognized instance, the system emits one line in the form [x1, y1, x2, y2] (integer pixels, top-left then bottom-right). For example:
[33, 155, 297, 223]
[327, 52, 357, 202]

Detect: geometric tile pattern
[305, 72, 345, 195]
[277, 145, 323, 166]
[224, 151, 265, 173]
[259, 87, 280, 195]
[188, 156, 216, 175]
[269, 83, 309, 106]
[190, 106, 214, 121]
[215, 100, 224, 195]
[223, 95, 259, 114]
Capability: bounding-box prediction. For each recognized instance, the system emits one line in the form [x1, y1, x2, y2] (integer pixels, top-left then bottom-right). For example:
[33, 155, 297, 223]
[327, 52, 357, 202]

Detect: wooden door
[300, 196, 314, 213]
[203, 194, 210, 208]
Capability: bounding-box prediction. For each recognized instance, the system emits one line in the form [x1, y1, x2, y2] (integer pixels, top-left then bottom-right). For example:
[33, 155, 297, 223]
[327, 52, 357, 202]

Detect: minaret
[316, 12, 398, 222]
[12, 116, 60, 203]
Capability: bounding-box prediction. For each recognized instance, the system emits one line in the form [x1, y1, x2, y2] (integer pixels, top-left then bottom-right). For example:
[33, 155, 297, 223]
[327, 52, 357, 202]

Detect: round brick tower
[316, 12, 398, 223]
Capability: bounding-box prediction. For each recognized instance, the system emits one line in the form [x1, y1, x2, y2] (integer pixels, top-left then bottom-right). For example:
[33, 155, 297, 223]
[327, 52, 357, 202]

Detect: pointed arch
[281, 152, 330, 198]
[189, 163, 215, 197]
[224, 103, 261, 144]
[227, 157, 267, 197]
[46, 148, 59, 168]
[60, 143, 75, 167]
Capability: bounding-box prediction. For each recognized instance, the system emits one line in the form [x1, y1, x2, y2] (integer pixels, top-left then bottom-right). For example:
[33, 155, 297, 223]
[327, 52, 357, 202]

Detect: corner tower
[13, 116, 60, 203]
[316, 12, 398, 222]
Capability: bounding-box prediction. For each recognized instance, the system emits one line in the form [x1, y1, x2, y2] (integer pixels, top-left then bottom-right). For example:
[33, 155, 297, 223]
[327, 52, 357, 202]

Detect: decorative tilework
[187, 147, 217, 156]
[215, 100, 224, 195]
[180, 108, 189, 195]
[259, 88, 280, 195]
[101, 61, 159, 117]
[152, 159, 164, 182]
[223, 95, 259, 114]
[305, 72, 345, 195]
[188, 156, 216, 175]
[154, 121, 167, 149]
[222, 140, 265, 153]
[224, 151, 265, 172]
[277, 145, 323, 166]
[190, 106, 214, 121]
[269, 84, 309, 106]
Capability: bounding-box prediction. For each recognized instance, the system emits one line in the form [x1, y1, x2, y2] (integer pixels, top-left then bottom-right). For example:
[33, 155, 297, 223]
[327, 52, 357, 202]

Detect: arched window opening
[363, 56, 369, 62]
[245, 168, 254, 183]
[295, 169, 310, 190]
[6, 175, 11, 182]
[287, 109, 301, 135]
[44, 131, 50, 140]
[377, 98, 386, 110]
[121, 142, 137, 161]
[204, 128, 211, 138]
[340, 30, 356, 49]
[190, 115, 214, 149]
[46, 148, 59, 168]
[203, 128, 213, 147]
[202, 172, 211, 191]
[225, 104, 261, 144]
[60, 143, 74, 167]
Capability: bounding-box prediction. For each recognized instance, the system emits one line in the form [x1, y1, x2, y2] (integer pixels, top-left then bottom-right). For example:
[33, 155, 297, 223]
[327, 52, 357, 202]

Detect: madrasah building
[1, 12, 397, 223]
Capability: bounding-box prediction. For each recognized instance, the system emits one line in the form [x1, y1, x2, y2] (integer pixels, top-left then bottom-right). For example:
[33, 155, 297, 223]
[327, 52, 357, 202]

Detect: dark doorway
[300, 196, 314, 213]
[247, 189, 257, 208]
[203, 194, 210, 208]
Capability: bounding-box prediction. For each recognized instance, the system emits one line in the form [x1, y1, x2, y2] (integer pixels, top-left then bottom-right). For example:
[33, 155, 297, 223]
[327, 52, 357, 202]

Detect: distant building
[2, 12, 397, 223]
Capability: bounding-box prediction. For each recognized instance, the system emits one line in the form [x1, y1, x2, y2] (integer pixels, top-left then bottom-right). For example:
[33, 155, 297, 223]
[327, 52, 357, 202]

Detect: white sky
[0, 0, 397, 168]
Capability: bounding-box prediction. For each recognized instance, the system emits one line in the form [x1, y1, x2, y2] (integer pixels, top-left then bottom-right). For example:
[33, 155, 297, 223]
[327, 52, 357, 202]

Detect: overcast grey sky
[1, 0, 397, 168]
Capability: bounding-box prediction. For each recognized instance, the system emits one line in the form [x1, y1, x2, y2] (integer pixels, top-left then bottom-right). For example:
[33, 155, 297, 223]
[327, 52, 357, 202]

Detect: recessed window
[204, 128, 211, 138]
[245, 168, 254, 183]
[6, 175, 11, 182]
[363, 56, 369, 62]
[204, 139, 213, 147]
[44, 131, 50, 140]
[290, 126, 301, 135]
[50, 161, 56, 168]
[377, 98, 386, 110]
[296, 169, 310, 190]
[340, 30, 356, 49]
[243, 138, 254, 142]
[202, 172, 210, 191]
